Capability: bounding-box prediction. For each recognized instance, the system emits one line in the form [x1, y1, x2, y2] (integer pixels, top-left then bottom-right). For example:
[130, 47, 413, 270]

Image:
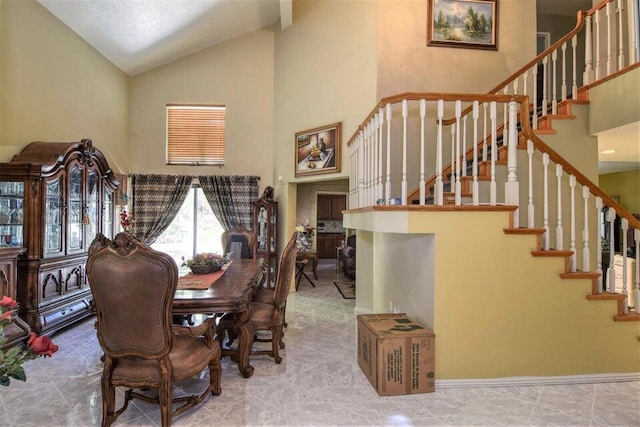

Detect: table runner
[177, 262, 231, 290]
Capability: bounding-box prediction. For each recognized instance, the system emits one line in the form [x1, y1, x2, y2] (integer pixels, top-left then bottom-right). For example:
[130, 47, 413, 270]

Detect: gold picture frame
[294, 122, 341, 177]
[427, 0, 498, 50]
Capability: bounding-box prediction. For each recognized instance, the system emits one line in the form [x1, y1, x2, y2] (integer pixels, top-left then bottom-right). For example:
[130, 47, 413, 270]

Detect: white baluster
[571, 35, 578, 100]
[503, 88, 509, 148]
[606, 1, 612, 76]
[532, 64, 539, 129]
[527, 140, 535, 228]
[584, 15, 594, 85]
[462, 115, 468, 178]
[372, 117, 378, 206]
[596, 197, 604, 292]
[385, 103, 392, 203]
[455, 100, 462, 205]
[552, 50, 558, 114]
[450, 124, 455, 204]
[364, 123, 370, 207]
[595, 9, 601, 80]
[607, 206, 617, 292]
[621, 217, 629, 313]
[490, 101, 497, 206]
[542, 56, 549, 115]
[543, 153, 550, 250]
[617, 0, 624, 70]
[561, 42, 568, 102]
[472, 101, 479, 206]
[569, 175, 577, 272]
[505, 101, 519, 228]
[378, 107, 384, 201]
[482, 102, 488, 161]
[436, 100, 444, 206]
[635, 228, 640, 313]
[582, 186, 590, 272]
[401, 99, 408, 205]
[628, 0, 639, 64]
[358, 132, 365, 209]
[556, 164, 564, 250]
[419, 99, 426, 205]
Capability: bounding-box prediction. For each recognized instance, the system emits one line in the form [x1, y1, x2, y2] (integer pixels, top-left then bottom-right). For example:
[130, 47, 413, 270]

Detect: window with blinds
[166, 104, 226, 165]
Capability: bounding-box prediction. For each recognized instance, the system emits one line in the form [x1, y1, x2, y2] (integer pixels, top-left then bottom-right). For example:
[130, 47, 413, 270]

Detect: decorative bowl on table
[182, 253, 228, 275]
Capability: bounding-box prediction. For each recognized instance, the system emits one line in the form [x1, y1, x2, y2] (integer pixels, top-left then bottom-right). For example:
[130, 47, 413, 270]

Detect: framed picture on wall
[295, 122, 341, 177]
[427, 0, 498, 50]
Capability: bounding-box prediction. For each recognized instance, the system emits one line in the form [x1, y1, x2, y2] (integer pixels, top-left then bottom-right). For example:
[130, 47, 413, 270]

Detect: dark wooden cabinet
[0, 139, 119, 335]
[0, 246, 30, 350]
[317, 233, 345, 258]
[253, 187, 278, 288]
[317, 194, 346, 220]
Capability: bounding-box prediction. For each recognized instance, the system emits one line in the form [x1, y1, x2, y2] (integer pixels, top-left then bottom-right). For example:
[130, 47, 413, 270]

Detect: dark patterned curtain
[199, 176, 259, 230]
[131, 174, 193, 244]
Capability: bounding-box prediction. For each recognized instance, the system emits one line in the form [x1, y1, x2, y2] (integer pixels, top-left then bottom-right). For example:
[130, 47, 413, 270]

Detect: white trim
[436, 373, 640, 388]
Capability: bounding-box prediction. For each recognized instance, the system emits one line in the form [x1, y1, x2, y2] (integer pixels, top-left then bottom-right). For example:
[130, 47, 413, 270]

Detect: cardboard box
[357, 313, 435, 396]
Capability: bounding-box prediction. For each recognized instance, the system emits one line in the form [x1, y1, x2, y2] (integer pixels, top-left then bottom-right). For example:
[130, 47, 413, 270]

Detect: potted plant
[181, 253, 229, 275]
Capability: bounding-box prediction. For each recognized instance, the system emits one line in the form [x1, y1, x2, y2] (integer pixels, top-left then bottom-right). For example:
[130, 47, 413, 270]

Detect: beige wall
[346, 209, 640, 378]
[129, 28, 276, 190]
[599, 169, 640, 213]
[377, 0, 537, 98]
[0, 0, 129, 172]
[273, 0, 378, 240]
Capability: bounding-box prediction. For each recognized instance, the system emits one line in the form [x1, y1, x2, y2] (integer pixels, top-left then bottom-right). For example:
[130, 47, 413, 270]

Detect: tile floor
[1, 259, 639, 426]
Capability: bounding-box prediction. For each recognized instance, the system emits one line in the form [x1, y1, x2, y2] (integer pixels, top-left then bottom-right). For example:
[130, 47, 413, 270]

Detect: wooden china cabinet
[253, 186, 278, 288]
[0, 139, 119, 336]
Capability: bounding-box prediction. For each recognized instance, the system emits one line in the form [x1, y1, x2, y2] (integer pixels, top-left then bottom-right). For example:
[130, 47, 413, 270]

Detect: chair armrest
[173, 317, 216, 347]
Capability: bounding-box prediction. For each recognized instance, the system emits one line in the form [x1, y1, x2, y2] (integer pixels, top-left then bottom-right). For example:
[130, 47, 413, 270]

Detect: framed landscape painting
[427, 0, 498, 50]
[295, 122, 341, 177]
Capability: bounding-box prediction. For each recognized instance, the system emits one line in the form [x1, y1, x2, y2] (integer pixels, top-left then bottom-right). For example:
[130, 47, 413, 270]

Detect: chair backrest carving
[273, 232, 298, 308]
[221, 227, 256, 259]
[86, 232, 177, 359]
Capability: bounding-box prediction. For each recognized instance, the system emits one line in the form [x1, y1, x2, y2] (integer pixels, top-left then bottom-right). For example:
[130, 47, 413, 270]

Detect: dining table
[173, 258, 263, 378]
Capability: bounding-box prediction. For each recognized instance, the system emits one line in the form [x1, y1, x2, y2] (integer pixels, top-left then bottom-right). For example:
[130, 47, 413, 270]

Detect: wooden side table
[296, 251, 318, 279]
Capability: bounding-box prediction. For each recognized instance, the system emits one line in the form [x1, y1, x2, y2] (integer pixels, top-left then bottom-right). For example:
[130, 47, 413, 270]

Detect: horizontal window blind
[167, 104, 226, 165]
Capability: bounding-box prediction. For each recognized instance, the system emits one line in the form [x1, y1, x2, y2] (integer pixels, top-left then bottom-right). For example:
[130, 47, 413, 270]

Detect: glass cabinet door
[102, 188, 114, 239]
[0, 181, 24, 247]
[257, 206, 267, 251]
[44, 177, 63, 255]
[86, 170, 99, 242]
[67, 164, 83, 252]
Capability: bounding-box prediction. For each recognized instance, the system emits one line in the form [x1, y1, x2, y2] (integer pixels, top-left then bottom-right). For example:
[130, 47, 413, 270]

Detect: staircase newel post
[401, 99, 408, 205]
[472, 101, 479, 206]
[543, 153, 550, 250]
[455, 100, 462, 205]
[595, 196, 603, 293]
[505, 100, 519, 228]
[582, 186, 590, 273]
[621, 217, 629, 313]
[584, 14, 594, 85]
[378, 107, 384, 202]
[436, 99, 444, 206]
[527, 140, 535, 228]
[385, 103, 392, 204]
[419, 99, 426, 205]
[606, 206, 617, 292]
[556, 164, 564, 250]
[569, 175, 577, 272]
[489, 101, 497, 206]
[634, 228, 639, 314]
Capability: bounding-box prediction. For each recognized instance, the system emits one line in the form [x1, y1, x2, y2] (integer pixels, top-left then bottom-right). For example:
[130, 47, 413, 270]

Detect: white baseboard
[353, 306, 373, 315]
[435, 372, 640, 388]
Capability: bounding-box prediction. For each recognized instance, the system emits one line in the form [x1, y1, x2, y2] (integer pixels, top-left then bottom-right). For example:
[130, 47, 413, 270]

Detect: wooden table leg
[311, 254, 318, 279]
[233, 308, 255, 378]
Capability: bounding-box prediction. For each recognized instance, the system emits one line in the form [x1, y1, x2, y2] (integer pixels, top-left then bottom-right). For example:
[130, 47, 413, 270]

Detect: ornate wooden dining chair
[221, 226, 255, 259]
[217, 231, 297, 363]
[86, 232, 221, 427]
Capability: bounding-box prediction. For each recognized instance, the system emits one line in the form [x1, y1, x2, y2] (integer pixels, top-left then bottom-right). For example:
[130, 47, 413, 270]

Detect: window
[151, 186, 225, 269]
[166, 104, 226, 165]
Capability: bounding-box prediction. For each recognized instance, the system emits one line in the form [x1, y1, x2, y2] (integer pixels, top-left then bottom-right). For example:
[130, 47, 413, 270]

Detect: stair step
[559, 271, 601, 280]
[531, 250, 573, 257]
[503, 228, 545, 235]
[613, 312, 640, 321]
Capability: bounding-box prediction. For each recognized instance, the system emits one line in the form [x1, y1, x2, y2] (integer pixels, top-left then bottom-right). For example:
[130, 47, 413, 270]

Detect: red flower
[0, 296, 17, 309]
[0, 311, 11, 321]
[27, 333, 59, 357]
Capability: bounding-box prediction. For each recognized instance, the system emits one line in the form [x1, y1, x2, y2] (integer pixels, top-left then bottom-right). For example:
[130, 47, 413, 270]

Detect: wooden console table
[296, 251, 318, 279]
